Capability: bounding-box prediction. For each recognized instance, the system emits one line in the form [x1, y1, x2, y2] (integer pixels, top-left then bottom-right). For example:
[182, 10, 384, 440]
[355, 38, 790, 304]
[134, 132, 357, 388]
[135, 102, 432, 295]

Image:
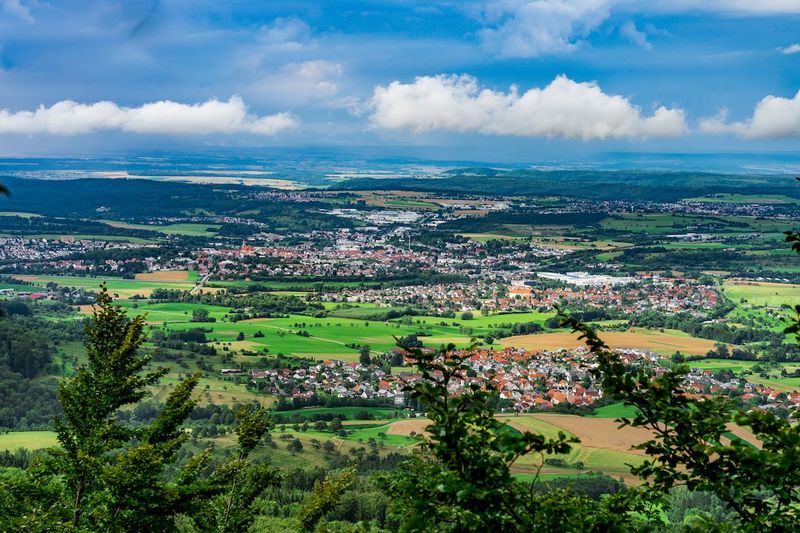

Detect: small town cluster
[243, 346, 800, 415]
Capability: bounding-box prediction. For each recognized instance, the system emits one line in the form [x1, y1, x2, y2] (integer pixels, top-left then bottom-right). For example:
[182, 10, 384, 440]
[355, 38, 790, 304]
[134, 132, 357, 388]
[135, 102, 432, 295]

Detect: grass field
[495, 414, 648, 484]
[590, 402, 638, 419]
[100, 220, 221, 236]
[722, 280, 800, 307]
[0, 431, 58, 451]
[12, 274, 197, 298]
[684, 359, 800, 392]
[273, 406, 406, 420]
[501, 327, 720, 355]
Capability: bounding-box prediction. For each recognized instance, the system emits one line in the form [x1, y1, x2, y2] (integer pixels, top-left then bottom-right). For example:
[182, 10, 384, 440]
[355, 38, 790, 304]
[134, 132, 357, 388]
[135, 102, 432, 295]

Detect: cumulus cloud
[0, 96, 298, 136]
[780, 43, 800, 55]
[699, 91, 800, 138]
[369, 74, 687, 140]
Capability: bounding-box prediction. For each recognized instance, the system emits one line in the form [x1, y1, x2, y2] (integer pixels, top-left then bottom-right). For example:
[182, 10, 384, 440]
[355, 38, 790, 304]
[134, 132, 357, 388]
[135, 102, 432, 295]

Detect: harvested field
[135, 271, 191, 282]
[724, 423, 762, 449]
[531, 414, 653, 455]
[501, 328, 721, 355]
[387, 419, 430, 437]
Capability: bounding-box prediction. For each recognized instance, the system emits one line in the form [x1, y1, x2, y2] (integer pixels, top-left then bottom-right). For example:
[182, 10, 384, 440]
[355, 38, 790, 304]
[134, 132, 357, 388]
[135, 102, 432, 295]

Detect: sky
[1, 0, 800, 161]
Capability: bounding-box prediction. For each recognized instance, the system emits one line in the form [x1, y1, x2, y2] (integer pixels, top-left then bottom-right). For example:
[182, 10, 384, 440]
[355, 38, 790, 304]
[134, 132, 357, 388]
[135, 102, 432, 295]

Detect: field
[99, 219, 221, 236]
[684, 194, 800, 205]
[12, 274, 197, 298]
[686, 359, 800, 392]
[721, 280, 800, 308]
[0, 431, 58, 451]
[134, 271, 193, 282]
[109, 307, 557, 361]
[274, 406, 405, 421]
[501, 328, 720, 355]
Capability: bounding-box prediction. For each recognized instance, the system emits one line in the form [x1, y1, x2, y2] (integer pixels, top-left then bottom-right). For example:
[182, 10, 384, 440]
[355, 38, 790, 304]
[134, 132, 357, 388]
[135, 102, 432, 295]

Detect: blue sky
[1, 0, 800, 160]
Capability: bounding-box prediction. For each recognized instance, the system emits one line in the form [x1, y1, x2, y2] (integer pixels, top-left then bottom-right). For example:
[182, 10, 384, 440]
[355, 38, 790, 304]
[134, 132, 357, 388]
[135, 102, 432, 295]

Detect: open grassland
[590, 402, 639, 419]
[0, 233, 156, 244]
[13, 274, 197, 298]
[679, 359, 800, 392]
[0, 431, 58, 451]
[722, 280, 800, 307]
[100, 219, 221, 236]
[108, 301, 231, 323]
[601, 213, 790, 235]
[273, 406, 405, 420]
[501, 327, 720, 355]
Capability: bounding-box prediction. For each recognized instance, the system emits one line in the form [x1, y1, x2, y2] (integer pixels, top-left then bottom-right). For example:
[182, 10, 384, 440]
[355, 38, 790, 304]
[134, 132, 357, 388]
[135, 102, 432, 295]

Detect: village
[241, 346, 800, 415]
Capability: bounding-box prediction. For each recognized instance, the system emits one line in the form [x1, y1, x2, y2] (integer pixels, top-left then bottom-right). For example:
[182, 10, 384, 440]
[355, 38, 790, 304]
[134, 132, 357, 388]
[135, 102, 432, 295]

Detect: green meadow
[722, 281, 800, 308]
[11, 274, 196, 297]
[0, 431, 58, 451]
[99, 220, 221, 236]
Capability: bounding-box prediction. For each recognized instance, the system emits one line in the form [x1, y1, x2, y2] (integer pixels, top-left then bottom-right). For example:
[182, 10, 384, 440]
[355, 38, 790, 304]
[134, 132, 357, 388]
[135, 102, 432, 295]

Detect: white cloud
[472, 1, 800, 58]
[619, 21, 651, 50]
[699, 91, 800, 138]
[780, 43, 800, 55]
[0, 0, 32, 23]
[0, 96, 298, 136]
[258, 17, 311, 47]
[653, 1, 800, 15]
[251, 60, 343, 105]
[369, 74, 687, 140]
[478, 0, 613, 57]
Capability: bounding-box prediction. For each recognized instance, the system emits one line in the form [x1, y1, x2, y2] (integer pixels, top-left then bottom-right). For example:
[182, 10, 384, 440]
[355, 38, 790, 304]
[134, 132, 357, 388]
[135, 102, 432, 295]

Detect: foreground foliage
[0, 288, 279, 531]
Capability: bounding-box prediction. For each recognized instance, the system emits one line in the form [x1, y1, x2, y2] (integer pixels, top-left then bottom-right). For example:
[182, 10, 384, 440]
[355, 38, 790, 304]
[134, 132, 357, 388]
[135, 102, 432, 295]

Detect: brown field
[501, 328, 721, 355]
[135, 271, 190, 282]
[387, 418, 430, 437]
[724, 423, 762, 449]
[529, 414, 652, 455]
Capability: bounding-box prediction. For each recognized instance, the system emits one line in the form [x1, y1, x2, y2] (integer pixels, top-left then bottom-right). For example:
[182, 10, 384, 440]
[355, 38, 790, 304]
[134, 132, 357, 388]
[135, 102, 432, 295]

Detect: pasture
[12, 274, 196, 298]
[100, 219, 221, 236]
[501, 327, 720, 355]
[722, 280, 800, 307]
[0, 431, 58, 451]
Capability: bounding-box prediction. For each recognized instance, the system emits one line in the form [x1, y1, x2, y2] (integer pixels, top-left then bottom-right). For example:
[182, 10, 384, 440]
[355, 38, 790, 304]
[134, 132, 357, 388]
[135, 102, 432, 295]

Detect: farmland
[501, 328, 721, 355]
[721, 280, 800, 307]
[11, 274, 197, 298]
[0, 431, 58, 451]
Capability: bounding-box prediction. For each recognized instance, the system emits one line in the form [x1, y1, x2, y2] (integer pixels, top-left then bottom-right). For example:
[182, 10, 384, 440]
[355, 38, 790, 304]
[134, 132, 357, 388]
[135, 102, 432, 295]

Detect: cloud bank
[369, 74, 687, 140]
[0, 97, 298, 136]
[475, 1, 800, 58]
[699, 91, 800, 139]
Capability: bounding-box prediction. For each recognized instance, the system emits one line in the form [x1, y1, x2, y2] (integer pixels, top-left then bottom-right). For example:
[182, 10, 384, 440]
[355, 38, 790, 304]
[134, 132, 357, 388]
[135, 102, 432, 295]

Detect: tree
[236, 331, 245, 341]
[287, 438, 304, 453]
[0, 287, 279, 532]
[386, 342, 644, 531]
[460, 311, 474, 320]
[329, 418, 343, 432]
[560, 314, 800, 530]
[359, 345, 372, 366]
[190, 308, 215, 322]
[42, 286, 211, 530]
